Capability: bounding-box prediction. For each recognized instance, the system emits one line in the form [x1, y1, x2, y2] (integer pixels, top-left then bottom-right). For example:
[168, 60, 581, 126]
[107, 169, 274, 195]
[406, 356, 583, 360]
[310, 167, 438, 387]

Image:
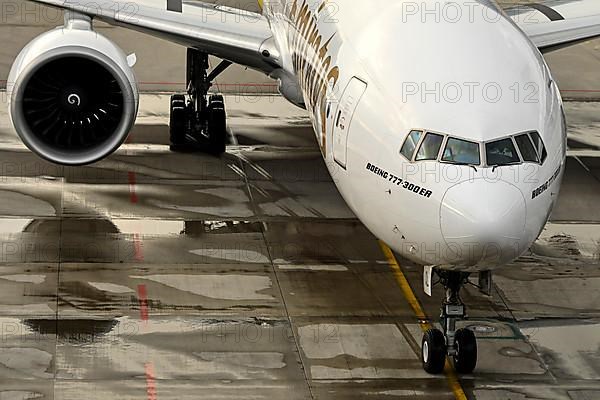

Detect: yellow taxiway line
[379, 241, 468, 400]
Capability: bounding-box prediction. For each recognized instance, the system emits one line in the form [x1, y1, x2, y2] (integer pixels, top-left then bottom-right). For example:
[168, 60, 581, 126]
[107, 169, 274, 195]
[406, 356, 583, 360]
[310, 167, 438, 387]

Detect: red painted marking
[138, 284, 149, 322]
[145, 362, 158, 400]
[128, 171, 138, 204]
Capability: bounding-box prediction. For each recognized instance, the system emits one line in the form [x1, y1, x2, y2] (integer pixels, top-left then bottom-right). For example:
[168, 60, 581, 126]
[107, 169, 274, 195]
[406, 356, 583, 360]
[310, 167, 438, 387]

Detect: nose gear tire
[453, 328, 477, 374]
[422, 328, 446, 374]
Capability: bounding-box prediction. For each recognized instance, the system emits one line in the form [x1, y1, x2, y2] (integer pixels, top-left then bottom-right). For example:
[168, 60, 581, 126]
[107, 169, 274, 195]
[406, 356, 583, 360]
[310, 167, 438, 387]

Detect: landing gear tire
[207, 96, 227, 154]
[169, 95, 187, 149]
[453, 328, 477, 374]
[171, 94, 185, 105]
[168, 50, 231, 155]
[422, 328, 446, 374]
[209, 94, 224, 106]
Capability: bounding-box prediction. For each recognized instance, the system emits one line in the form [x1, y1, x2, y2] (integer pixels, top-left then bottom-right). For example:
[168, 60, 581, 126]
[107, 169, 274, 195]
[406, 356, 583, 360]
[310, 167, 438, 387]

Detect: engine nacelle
[8, 15, 138, 165]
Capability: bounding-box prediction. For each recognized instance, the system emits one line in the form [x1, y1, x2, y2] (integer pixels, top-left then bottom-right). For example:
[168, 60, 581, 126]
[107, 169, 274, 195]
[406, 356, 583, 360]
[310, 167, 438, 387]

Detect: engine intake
[8, 20, 138, 165]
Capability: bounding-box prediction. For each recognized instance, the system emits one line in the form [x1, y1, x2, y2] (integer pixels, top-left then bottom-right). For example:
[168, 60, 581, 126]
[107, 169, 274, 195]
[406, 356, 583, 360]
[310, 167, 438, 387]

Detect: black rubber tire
[422, 329, 446, 374]
[453, 328, 477, 374]
[207, 100, 227, 154]
[170, 94, 190, 148]
[209, 94, 224, 105]
[171, 99, 185, 109]
[169, 105, 187, 147]
[171, 94, 186, 105]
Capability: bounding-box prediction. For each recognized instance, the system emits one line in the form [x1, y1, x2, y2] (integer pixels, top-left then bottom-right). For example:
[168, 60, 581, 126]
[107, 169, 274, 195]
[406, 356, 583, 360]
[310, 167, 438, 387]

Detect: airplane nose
[440, 180, 527, 266]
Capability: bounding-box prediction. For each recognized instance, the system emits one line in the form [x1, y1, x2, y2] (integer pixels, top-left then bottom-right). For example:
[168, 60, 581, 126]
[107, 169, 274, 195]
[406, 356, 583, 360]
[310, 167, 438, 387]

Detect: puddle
[0, 274, 46, 284]
[0, 218, 33, 233]
[131, 274, 274, 301]
[522, 323, 600, 379]
[277, 264, 348, 272]
[298, 324, 413, 360]
[534, 223, 600, 260]
[310, 365, 432, 380]
[189, 248, 270, 263]
[150, 200, 254, 218]
[88, 282, 135, 294]
[0, 348, 53, 378]
[194, 352, 285, 369]
[112, 219, 185, 235]
[0, 191, 55, 217]
[24, 318, 119, 340]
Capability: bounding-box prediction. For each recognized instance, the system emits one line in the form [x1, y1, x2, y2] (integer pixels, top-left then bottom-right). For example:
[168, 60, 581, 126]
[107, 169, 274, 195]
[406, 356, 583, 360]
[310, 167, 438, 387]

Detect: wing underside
[29, 0, 280, 73]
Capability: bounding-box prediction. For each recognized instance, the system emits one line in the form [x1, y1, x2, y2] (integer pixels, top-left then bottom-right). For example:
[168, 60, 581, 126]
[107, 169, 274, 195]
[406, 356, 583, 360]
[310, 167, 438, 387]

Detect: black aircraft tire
[207, 100, 227, 154]
[453, 328, 477, 374]
[422, 328, 446, 374]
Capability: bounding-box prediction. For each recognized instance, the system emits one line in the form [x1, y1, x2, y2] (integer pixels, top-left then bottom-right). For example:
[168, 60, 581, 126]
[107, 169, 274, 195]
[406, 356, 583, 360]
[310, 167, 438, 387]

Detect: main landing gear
[421, 271, 477, 374]
[169, 49, 232, 154]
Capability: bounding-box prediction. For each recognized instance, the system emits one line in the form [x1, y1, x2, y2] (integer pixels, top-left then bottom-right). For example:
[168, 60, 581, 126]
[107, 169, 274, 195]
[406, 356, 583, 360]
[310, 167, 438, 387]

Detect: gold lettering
[327, 66, 340, 86]
[286, 0, 342, 153]
[319, 35, 334, 60]
[297, 4, 311, 32]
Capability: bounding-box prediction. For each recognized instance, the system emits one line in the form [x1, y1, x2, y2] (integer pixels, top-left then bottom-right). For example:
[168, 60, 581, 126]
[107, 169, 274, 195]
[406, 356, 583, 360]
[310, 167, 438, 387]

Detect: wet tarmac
[0, 93, 598, 400]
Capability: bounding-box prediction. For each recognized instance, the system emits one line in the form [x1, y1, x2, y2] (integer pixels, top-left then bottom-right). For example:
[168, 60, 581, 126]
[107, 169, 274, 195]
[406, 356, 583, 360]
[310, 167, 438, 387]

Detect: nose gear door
[333, 77, 367, 169]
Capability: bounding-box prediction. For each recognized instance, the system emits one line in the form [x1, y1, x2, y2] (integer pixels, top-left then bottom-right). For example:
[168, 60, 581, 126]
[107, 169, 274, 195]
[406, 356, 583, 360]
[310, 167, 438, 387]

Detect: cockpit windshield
[400, 130, 422, 160]
[416, 133, 444, 161]
[529, 131, 548, 163]
[485, 138, 520, 166]
[399, 130, 547, 167]
[442, 138, 480, 165]
[514, 134, 539, 163]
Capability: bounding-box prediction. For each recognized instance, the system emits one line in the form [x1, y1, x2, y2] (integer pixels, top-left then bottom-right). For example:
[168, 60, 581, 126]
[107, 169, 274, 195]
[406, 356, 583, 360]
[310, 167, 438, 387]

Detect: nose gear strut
[421, 270, 478, 374]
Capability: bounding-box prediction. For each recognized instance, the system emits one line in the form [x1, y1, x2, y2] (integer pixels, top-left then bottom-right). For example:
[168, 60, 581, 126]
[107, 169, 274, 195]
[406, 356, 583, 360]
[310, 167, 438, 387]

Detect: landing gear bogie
[168, 49, 231, 154]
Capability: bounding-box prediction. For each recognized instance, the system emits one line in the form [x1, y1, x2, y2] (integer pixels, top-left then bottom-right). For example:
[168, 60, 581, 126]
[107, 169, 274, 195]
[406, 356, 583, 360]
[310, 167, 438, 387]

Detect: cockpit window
[515, 134, 539, 163]
[529, 131, 548, 164]
[400, 129, 545, 167]
[415, 133, 444, 161]
[400, 130, 422, 160]
[485, 138, 520, 166]
[442, 138, 480, 165]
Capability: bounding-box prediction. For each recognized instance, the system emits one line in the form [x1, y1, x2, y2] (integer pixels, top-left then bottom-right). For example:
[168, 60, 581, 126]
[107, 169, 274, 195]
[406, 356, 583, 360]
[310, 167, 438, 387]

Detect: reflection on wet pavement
[0, 95, 597, 399]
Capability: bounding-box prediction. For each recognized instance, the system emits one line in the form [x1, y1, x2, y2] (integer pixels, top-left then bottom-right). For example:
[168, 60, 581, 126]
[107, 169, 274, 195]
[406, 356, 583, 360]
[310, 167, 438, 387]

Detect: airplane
[6, 0, 600, 375]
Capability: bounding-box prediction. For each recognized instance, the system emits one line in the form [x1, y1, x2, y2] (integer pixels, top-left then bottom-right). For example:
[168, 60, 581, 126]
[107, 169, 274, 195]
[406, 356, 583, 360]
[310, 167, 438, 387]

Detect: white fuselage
[262, 0, 566, 271]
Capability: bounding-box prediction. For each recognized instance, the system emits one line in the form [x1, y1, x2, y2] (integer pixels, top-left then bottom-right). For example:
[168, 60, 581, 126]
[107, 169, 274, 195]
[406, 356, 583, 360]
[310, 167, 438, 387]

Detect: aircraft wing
[507, 1, 600, 52]
[28, 0, 280, 73]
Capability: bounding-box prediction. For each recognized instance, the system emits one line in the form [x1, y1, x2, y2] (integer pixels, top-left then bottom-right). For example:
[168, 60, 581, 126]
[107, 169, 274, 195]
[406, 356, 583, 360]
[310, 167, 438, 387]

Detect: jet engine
[7, 14, 138, 165]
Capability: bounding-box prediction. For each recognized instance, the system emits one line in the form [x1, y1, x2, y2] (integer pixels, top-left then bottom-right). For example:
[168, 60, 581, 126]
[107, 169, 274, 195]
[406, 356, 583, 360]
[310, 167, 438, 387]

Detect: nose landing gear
[169, 49, 231, 154]
[421, 271, 478, 374]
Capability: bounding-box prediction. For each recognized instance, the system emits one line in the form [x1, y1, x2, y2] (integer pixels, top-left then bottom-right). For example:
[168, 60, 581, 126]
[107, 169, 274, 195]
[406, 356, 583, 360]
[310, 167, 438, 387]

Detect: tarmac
[0, 92, 597, 399]
[0, 0, 599, 398]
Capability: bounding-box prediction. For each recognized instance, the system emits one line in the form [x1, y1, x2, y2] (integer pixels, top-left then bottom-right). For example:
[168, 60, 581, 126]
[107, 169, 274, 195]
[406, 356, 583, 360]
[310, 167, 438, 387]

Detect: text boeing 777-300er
[6, 0, 600, 374]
